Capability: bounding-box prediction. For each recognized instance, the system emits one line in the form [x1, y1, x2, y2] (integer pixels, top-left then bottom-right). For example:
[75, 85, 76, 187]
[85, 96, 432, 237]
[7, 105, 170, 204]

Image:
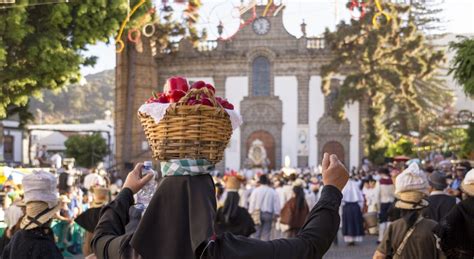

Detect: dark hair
[258, 174, 270, 185]
[288, 174, 297, 182]
[378, 167, 390, 175]
[293, 186, 306, 210]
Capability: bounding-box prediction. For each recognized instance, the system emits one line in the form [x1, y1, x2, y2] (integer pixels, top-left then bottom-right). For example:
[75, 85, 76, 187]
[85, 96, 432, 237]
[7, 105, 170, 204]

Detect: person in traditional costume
[92, 84, 349, 258]
[75, 187, 109, 257]
[422, 171, 457, 222]
[2, 170, 63, 259]
[341, 177, 365, 245]
[374, 167, 395, 244]
[373, 163, 444, 259]
[91, 153, 349, 259]
[280, 185, 310, 238]
[0, 197, 25, 254]
[215, 174, 255, 237]
[434, 168, 474, 259]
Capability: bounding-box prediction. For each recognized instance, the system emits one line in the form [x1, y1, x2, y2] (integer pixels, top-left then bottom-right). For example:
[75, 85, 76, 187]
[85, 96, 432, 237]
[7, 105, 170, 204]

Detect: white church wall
[187, 77, 214, 85]
[345, 102, 360, 170]
[308, 76, 325, 167]
[225, 77, 248, 170]
[275, 77, 298, 168]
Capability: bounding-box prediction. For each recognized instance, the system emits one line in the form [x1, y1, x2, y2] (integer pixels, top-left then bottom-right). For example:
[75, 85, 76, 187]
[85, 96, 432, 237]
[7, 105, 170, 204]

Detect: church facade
[115, 4, 366, 172]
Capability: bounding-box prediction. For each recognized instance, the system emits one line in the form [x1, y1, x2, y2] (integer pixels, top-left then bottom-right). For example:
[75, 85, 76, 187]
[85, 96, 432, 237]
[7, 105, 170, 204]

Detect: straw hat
[59, 195, 71, 204]
[223, 173, 244, 190]
[395, 191, 429, 210]
[91, 186, 109, 208]
[394, 163, 430, 210]
[292, 178, 307, 188]
[20, 170, 60, 230]
[20, 201, 61, 230]
[461, 169, 474, 196]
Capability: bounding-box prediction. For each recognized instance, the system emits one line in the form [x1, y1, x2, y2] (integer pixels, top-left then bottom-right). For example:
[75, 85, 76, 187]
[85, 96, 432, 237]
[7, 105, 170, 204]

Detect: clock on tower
[252, 17, 270, 35]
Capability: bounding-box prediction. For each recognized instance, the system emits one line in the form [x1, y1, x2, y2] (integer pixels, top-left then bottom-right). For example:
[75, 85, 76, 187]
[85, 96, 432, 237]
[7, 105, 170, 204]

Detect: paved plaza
[324, 232, 378, 259]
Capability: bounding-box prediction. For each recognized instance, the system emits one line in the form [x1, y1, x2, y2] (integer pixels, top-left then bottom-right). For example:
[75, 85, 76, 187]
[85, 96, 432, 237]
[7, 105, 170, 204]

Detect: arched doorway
[322, 141, 345, 165]
[246, 130, 275, 169]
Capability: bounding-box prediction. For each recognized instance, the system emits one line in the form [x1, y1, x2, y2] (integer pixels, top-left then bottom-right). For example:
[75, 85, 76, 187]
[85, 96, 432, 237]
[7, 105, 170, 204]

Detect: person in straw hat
[373, 163, 444, 259]
[2, 170, 63, 259]
[92, 153, 349, 259]
[434, 168, 474, 258]
[76, 186, 110, 257]
[215, 173, 255, 237]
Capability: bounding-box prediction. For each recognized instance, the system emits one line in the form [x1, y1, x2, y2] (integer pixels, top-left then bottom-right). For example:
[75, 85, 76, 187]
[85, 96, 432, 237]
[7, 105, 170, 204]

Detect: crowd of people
[0, 153, 472, 258]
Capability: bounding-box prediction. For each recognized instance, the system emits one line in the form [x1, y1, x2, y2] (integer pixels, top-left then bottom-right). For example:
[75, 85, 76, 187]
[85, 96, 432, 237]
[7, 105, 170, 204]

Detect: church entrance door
[322, 141, 345, 165]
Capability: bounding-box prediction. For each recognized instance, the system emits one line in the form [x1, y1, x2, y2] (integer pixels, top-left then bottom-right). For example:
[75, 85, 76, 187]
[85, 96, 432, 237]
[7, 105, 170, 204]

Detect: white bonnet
[22, 170, 59, 208]
[395, 163, 429, 195]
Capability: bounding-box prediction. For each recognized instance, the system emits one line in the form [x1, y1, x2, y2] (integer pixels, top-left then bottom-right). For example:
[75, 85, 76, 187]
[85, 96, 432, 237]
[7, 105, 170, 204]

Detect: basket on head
[138, 87, 233, 164]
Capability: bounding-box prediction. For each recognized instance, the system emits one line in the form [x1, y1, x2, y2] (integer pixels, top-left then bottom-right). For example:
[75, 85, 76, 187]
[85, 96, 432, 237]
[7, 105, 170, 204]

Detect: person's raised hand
[321, 153, 349, 191]
[123, 163, 153, 194]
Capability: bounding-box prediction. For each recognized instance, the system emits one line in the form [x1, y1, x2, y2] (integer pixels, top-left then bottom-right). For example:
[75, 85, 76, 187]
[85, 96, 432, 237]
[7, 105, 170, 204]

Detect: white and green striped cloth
[160, 159, 215, 176]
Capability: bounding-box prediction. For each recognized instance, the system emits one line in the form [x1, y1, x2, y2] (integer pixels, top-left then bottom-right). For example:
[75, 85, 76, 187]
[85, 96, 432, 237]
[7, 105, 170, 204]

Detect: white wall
[225, 77, 248, 170]
[275, 77, 298, 168]
[345, 102, 360, 169]
[308, 76, 325, 167]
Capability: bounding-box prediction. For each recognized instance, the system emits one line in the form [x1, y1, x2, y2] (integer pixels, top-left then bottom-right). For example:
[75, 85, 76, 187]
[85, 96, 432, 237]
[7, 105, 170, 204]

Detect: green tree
[385, 136, 414, 157]
[460, 123, 474, 159]
[65, 133, 108, 168]
[321, 1, 449, 161]
[0, 0, 202, 118]
[449, 36, 474, 96]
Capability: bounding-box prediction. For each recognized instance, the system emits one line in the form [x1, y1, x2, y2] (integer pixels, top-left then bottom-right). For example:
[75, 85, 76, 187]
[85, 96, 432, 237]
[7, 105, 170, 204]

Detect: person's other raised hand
[123, 163, 153, 194]
[321, 153, 349, 191]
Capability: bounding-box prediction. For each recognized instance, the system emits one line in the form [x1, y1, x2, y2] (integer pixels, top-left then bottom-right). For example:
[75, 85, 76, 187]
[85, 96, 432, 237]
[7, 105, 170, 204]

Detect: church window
[252, 56, 271, 96]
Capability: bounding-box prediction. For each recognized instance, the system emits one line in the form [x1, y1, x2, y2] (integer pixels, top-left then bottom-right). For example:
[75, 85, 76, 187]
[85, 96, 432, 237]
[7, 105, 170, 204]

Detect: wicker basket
[138, 87, 233, 164]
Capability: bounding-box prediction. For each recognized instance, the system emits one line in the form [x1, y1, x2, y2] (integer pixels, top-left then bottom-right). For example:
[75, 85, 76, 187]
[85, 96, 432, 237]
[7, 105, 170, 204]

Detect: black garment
[57, 170, 69, 193]
[92, 184, 342, 259]
[75, 207, 102, 232]
[215, 192, 255, 237]
[342, 202, 364, 237]
[379, 202, 392, 223]
[2, 227, 63, 259]
[434, 197, 474, 259]
[422, 193, 457, 222]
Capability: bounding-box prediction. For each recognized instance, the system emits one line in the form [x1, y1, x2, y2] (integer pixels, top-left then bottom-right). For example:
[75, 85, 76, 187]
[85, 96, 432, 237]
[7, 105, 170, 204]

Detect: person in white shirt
[4, 198, 25, 239]
[83, 168, 105, 191]
[248, 174, 280, 241]
[49, 152, 62, 169]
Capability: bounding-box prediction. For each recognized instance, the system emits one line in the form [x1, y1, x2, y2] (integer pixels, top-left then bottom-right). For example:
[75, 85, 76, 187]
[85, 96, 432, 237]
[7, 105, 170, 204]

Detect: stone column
[213, 75, 227, 173]
[115, 36, 156, 176]
[297, 74, 310, 167]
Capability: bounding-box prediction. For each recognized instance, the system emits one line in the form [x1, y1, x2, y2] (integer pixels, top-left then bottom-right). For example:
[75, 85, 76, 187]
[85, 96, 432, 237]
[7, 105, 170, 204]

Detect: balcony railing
[306, 37, 325, 49]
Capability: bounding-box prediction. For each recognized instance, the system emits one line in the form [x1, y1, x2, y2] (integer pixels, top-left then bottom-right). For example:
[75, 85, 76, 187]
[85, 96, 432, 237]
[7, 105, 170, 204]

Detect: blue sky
[80, 0, 474, 75]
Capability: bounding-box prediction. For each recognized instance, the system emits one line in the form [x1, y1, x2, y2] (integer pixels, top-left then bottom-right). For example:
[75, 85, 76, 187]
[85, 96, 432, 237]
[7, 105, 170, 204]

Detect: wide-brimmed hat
[223, 173, 244, 190]
[91, 186, 109, 208]
[461, 169, 474, 196]
[20, 170, 60, 230]
[428, 171, 448, 190]
[395, 191, 429, 210]
[20, 201, 61, 230]
[395, 163, 429, 195]
[59, 195, 71, 204]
